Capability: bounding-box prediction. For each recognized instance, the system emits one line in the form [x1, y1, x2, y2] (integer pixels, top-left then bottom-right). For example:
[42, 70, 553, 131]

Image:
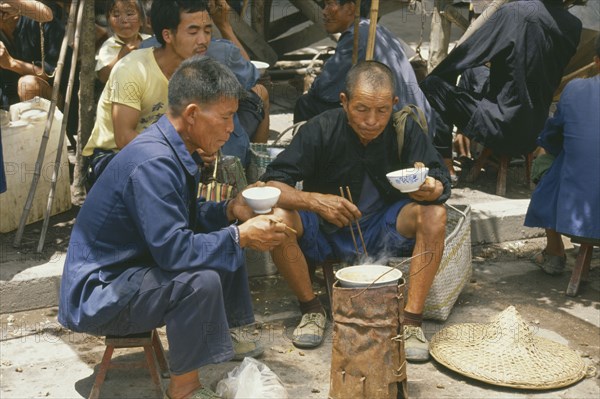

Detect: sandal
[531, 250, 566, 275]
[164, 386, 221, 399]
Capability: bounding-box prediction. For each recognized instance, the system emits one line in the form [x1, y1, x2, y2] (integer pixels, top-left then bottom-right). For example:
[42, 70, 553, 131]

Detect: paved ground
[2, 4, 599, 399]
[1, 238, 599, 399]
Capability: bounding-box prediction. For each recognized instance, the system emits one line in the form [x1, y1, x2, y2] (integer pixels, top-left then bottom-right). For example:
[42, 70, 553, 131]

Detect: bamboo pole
[352, 0, 361, 64]
[13, 0, 79, 247]
[365, 0, 379, 60]
[37, 0, 86, 252]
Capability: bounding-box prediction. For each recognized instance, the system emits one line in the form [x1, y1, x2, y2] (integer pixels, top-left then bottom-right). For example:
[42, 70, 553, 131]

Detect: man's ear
[340, 92, 349, 111]
[393, 96, 399, 106]
[162, 28, 172, 44]
[344, 1, 356, 17]
[182, 103, 198, 125]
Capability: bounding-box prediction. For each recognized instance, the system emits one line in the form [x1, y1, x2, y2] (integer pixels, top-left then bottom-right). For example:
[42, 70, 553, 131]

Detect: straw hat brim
[430, 322, 587, 390]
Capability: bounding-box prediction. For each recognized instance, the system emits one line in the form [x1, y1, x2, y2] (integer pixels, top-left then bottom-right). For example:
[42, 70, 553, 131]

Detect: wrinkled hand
[196, 148, 217, 165]
[409, 176, 442, 202]
[313, 192, 361, 228]
[0, 2, 19, 19]
[0, 41, 14, 69]
[238, 214, 288, 251]
[227, 181, 267, 222]
[208, 0, 232, 28]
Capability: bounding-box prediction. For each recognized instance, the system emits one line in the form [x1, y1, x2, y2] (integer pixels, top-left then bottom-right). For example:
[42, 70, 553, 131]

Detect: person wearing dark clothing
[420, 0, 582, 161]
[262, 61, 450, 362]
[294, 0, 434, 131]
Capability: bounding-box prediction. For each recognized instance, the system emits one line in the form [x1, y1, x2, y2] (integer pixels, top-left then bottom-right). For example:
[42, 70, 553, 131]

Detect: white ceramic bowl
[386, 167, 429, 193]
[251, 60, 270, 76]
[242, 186, 281, 214]
[335, 265, 402, 288]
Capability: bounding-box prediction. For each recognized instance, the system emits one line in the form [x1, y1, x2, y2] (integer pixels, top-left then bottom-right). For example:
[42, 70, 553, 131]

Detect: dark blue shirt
[261, 108, 451, 206]
[58, 115, 243, 331]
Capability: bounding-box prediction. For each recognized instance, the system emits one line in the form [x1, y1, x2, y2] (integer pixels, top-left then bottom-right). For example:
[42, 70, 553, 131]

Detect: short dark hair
[338, 0, 372, 19]
[151, 0, 209, 46]
[344, 60, 396, 99]
[168, 56, 246, 116]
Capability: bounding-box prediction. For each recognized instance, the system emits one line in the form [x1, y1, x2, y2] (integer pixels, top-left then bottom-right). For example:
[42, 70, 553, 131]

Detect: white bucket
[0, 98, 72, 233]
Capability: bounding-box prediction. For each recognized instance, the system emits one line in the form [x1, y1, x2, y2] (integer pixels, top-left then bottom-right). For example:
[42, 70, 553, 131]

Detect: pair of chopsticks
[339, 186, 368, 258]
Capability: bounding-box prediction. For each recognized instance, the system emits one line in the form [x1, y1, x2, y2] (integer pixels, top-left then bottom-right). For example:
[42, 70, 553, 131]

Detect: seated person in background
[83, 0, 254, 182]
[420, 0, 582, 171]
[449, 65, 490, 182]
[95, 0, 150, 84]
[140, 0, 270, 143]
[293, 0, 434, 132]
[524, 35, 600, 275]
[263, 61, 450, 362]
[58, 56, 288, 399]
[0, 0, 55, 107]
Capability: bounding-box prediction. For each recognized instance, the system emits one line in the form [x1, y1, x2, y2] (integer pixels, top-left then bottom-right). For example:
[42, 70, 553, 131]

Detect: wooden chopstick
[345, 186, 368, 258]
[339, 186, 361, 258]
[284, 225, 298, 235]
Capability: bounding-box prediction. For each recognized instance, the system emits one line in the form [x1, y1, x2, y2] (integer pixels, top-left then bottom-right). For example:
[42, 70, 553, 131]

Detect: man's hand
[226, 182, 267, 222]
[238, 214, 289, 251]
[409, 176, 443, 202]
[0, 41, 14, 70]
[209, 0, 232, 29]
[196, 148, 217, 165]
[311, 192, 362, 228]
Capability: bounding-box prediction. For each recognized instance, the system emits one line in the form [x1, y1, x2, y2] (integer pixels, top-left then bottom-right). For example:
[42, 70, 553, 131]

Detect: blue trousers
[98, 265, 254, 375]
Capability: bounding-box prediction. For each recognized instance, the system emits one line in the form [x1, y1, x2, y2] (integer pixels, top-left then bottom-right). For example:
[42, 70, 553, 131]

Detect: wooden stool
[88, 329, 169, 399]
[566, 237, 600, 297]
[465, 148, 533, 196]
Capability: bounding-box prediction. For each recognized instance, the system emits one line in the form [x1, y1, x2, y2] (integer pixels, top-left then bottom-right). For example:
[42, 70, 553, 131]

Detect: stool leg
[496, 155, 508, 196]
[88, 345, 114, 399]
[152, 330, 170, 379]
[143, 345, 162, 388]
[526, 153, 534, 189]
[322, 262, 336, 317]
[567, 244, 593, 297]
[465, 148, 493, 183]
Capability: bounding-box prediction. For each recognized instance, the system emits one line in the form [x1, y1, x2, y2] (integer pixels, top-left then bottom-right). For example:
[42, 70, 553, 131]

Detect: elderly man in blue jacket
[59, 57, 288, 399]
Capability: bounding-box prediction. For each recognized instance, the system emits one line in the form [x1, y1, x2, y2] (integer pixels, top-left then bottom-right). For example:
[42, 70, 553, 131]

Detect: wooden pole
[352, 0, 361, 64]
[13, 0, 79, 248]
[365, 0, 379, 60]
[37, 0, 86, 252]
[72, 0, 96, 205]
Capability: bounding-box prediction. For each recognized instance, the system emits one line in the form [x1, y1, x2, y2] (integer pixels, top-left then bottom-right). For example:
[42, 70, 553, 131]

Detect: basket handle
[272, 121, 307, 146]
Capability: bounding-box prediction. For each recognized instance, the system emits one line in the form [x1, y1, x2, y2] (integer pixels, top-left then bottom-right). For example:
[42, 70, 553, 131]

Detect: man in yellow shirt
[84, 0, 259, 181]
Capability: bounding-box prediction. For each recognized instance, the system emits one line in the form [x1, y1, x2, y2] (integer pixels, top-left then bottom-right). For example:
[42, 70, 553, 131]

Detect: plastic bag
[216, 357, 288, 399]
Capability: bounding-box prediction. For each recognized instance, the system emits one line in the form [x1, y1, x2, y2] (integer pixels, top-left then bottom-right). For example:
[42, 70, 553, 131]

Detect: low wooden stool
[464, 148, 533, 196]
[566, 237, 600, 297]
[88, 329, 169, 399]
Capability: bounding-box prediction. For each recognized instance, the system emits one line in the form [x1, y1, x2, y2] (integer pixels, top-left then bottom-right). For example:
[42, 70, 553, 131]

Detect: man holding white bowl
[261, 61, 451, 362]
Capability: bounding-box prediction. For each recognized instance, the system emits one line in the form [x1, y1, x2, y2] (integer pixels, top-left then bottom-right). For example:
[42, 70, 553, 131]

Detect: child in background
[95, 0, 149, 83]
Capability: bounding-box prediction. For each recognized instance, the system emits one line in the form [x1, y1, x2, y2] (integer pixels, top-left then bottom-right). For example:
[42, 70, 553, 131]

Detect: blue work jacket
[58, 115, 243, 331]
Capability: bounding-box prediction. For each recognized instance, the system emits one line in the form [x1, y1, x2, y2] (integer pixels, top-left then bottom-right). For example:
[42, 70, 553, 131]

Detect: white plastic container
[0, 98, 71, 233]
